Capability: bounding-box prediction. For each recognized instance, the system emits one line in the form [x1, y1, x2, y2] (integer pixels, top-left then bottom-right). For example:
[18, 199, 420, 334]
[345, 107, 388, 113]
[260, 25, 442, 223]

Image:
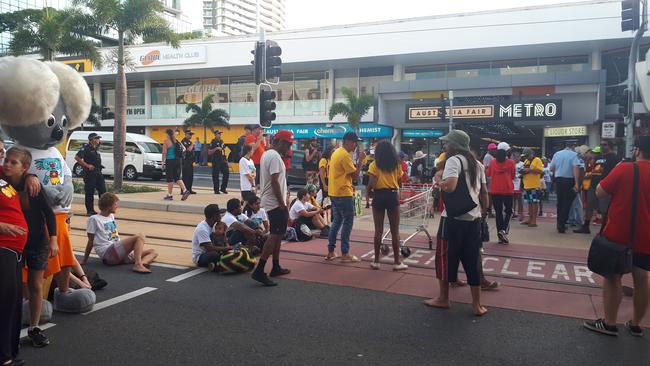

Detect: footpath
[69, 189, 647, 328]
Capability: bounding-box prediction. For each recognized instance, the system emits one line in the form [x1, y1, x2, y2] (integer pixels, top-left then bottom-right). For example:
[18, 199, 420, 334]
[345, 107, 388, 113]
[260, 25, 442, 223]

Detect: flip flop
[133, 268, 152, 274]
[340, 255, 360, 263]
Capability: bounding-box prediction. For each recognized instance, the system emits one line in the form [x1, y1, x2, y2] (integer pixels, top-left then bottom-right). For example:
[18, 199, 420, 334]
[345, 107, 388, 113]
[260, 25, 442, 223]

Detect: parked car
[66, 131, 164, 181]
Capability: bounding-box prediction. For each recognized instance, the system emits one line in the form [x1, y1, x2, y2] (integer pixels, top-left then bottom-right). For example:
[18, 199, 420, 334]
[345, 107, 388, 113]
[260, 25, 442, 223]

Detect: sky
[183, 0, 590, 31]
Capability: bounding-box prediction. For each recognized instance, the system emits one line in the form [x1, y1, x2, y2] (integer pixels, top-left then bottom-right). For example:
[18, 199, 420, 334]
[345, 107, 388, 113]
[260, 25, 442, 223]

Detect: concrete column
[591, 50, 602, 71]
[327, 68, 335, 106]
[393, 64, 404, 82]
[588, 123, 600, 147]
[93, 82, 101, 104]
[144, 79, 152, 119]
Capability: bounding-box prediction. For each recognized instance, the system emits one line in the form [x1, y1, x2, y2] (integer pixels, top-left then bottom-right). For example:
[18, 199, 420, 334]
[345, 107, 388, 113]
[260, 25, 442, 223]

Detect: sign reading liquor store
[406, 99, 562, 122]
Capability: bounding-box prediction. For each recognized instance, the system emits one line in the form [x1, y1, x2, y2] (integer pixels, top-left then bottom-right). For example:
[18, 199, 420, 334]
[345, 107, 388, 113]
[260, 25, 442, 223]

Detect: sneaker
[220, 189, 228, 194]
[340, 254, 360, 263]
[573, 226, 591, 234]
[189, 191, 197, 194]
[269, 267, 291, 277]
[625, 321, 644, 337]
[86, 211, 98, 216]
[583, 319, 618, 336]
[251, 271, 277, 286]
[497, 230, 505, 244]
[181, 190, 191, 201]
[163, 195, 173, 201]
[500, 231, 509, 244]
[370, 262, 380, 270]
[214, 191, 221, 195]
[393, 263, 408, 271]
[27, 327, 50, 347]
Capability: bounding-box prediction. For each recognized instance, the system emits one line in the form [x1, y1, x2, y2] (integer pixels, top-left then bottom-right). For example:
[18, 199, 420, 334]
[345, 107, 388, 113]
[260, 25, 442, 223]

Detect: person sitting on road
[192, 204, 231, 268]
[289, 189, 329, 239]
[305, 184, 323, 210]
[82, 193, 158, 273]
[243, 195, 269, 234]
[223, 198, 265, 256]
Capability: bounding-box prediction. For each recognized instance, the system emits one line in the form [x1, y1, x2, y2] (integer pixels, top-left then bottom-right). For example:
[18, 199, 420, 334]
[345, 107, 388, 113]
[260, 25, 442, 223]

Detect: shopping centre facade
[78, 0, 649, 159]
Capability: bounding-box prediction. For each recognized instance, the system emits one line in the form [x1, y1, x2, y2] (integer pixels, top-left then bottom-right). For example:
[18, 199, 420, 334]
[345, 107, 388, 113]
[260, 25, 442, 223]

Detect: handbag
[587, 163, 639, 277]
[441, 156, 478, 218]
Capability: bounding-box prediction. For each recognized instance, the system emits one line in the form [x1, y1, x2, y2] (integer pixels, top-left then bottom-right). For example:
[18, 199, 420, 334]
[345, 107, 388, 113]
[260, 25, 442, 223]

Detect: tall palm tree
[0, 7, 102, 66]
[184, 95, 230, 146]
[74, 0, 179, 192]
[328, 87, 376, 131]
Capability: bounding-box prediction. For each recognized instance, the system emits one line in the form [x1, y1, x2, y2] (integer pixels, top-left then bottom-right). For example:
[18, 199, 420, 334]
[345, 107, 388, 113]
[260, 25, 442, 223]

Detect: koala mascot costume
[0, 57, 95, 313]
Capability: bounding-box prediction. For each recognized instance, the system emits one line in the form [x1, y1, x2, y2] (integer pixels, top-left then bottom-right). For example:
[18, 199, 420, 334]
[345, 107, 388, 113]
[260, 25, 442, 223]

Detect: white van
[66, 131, 164, 181]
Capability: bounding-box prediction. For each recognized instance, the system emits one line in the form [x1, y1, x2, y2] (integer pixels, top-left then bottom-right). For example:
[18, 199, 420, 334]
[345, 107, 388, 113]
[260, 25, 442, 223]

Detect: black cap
[635, 135, 650, 154]
[343, 131, 362, 142]
[214, 130, 222, 134]
[184, 129, 194, 134]
[87, 133, 101, 140]
[203, 204, 226, 219]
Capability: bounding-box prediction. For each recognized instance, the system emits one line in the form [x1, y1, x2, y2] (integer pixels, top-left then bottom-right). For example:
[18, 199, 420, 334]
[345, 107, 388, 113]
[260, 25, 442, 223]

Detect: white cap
[497, 142, 510, 151]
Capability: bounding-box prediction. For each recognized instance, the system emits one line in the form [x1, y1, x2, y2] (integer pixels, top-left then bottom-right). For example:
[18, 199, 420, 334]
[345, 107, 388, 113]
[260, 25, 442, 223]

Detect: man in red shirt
[245, 125, 266, 187]
[583, 135, 650, 337]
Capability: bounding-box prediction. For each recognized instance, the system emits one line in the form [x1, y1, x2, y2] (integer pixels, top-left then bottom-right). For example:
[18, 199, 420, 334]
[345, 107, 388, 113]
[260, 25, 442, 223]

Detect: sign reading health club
[406, 99, 562, 123]
[130, 46, 207, 67]
[265, 123, 393, 139]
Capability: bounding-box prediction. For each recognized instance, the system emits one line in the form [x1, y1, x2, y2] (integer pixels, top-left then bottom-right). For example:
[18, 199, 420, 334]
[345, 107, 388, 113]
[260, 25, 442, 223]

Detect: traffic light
[439, 94, 447, 120]
[251, 41, 264, 85]
[264, 40, 282, 83]
[259, 84, 277, 128]
[621, 0, 640, 32]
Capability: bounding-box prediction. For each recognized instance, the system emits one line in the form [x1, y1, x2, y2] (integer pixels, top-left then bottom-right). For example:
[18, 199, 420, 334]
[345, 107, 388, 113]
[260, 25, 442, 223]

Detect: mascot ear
[0, 57, 60, 126]
[45, 61, 91, 129]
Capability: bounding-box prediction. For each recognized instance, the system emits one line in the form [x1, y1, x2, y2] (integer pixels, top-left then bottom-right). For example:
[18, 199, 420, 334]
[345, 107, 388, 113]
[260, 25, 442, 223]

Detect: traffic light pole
[625, 0, 647, 158]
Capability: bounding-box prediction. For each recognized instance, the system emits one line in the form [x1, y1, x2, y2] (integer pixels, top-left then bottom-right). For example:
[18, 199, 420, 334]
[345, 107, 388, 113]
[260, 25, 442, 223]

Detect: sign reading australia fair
[406, 99, 562, 122]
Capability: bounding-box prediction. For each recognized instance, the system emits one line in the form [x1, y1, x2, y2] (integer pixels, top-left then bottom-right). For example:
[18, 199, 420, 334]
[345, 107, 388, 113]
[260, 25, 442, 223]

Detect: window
[99, 141, 114, 154]
[201, 77, 229, 103]
[335, 68, 358, 100]
[101, 83, 115, 119]
[67, 139, 85, 152]
[404, 64, 445, 80]
[446, 61, 491, 78]
[229, 76, 256, 103]
[140, 142, 163, 154]
[492, 59, 538, 76]
[540, 55, 589, 72]
[360, 67, 392, 96]
[294, 71, 328, 116]
[127, 81, 144, 106]
[176, 79, 202, 104]
[152, 80, 176, 105]
[126, 142, 141, 154]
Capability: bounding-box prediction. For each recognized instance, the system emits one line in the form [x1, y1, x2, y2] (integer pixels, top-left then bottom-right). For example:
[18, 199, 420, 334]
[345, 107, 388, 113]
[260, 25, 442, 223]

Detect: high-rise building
[202, 0, 285, 36]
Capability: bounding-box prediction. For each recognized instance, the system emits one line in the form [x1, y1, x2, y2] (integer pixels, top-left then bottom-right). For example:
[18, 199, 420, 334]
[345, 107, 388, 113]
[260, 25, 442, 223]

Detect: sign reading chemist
[130, 46, 207, 67]
[407, 99, 562, 122]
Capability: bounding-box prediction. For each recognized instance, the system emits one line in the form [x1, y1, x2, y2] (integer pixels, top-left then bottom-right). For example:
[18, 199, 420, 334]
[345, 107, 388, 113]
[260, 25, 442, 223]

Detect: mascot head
[0, 57, 91, 149]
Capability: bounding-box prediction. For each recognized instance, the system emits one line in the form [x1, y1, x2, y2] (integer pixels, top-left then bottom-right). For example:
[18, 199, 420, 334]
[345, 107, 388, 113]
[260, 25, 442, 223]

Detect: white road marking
[82, 287, 158, 315]
[20, 323, 56, 339]
[165, 268, 209, 283]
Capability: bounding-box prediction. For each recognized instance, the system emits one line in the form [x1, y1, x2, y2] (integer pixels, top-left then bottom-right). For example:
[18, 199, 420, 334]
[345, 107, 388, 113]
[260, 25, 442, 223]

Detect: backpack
[229, 135, 246, 163]
[295, 223, 313, 242]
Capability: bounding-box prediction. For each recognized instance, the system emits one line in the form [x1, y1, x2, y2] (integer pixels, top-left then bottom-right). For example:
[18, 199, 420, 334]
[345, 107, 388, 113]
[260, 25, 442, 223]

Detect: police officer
[75, 132, 106, 215]
[208, 130, 229, 194]
[181, 130, 196, 194]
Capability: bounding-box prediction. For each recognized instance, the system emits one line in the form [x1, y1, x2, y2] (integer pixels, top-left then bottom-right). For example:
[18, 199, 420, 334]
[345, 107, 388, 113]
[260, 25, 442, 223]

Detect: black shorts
[241, 190, 256, 203]
[165, 159, 181, 182]
[23, 239, 49, 270]
[294, 215, 315, 230]
[634, 253, 650, 271]
[268, 207, 288, 236]
[371, 189, 399, 211]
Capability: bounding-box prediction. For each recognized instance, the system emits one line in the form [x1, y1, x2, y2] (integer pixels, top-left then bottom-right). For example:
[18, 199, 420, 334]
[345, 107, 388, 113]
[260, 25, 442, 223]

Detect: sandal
[325, 253, 338, 261]
[340, 255, 360, 263]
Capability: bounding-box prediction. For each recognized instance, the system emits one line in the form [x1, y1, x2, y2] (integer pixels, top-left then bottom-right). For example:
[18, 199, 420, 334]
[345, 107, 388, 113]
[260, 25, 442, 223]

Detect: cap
[488, 143, 497, 150]
[213, 130, 222, 134]
[87, 133, 101, 140]
[184, 129, 194, 134]
[274, 129, 295, 143]
[440, 130, 471, 152]
[575, 145, 590, 156]
[591, 146, 601, 154]
[635, 135, 650, 154]
[343, 131, 362, 142]
[497, 142, 510, 151]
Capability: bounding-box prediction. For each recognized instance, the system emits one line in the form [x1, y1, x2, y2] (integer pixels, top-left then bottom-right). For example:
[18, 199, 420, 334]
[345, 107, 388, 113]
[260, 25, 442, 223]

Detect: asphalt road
[19, 257, 649, 366]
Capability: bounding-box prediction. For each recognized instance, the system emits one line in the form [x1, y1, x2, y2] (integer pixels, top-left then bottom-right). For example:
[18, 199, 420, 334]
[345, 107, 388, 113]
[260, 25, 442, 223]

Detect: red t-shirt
[600, 161, 650, 254]
[245, 134, 266, 165]
[0, 168, 29, 253]
[486, 159, 515, 195]
[283, 150, 292, 171]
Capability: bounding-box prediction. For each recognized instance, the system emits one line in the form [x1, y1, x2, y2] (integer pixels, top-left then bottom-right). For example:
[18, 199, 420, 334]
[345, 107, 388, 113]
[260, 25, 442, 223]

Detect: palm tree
[184, 94, 230, 146]
[328, 87, 376, 131]
[0, 7, 102, 66]
[74, 0, 179, 192]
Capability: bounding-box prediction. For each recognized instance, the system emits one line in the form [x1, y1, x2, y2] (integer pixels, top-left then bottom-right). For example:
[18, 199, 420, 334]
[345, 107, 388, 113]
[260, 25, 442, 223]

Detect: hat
[399, 151, 407, 159]
[591, 146, 601, 154]
[87, 133, 101, 140]
[274, 129, 295, 143]
[413, 151, 427, 160]
[488, 143, 497, 150]
[497, 142, 510, 151]
[213, 130, 222, 134]
[575, 145, 590, 156]
[635, 135, 650, 154]
[440, 130, 471, 152]
[184, 129, 193, 134]
[305, 183, 318, 193]
[342, 131, 362, 142]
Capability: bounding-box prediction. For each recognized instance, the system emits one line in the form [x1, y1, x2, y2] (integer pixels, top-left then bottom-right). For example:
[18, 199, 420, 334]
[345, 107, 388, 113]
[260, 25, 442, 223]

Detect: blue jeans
[328, 196, 354, 254]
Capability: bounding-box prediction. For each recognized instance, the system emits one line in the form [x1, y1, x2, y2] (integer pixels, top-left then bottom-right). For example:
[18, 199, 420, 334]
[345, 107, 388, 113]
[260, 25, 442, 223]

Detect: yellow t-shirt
[522, 157, 543, 190]
[368, 161, 403, 189]
[319, 157, 328, 171]
[328, 147, 357, 197]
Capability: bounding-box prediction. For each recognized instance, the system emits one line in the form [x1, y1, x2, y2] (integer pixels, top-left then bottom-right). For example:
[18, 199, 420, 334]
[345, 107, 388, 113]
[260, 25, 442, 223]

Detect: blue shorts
[523, 189, 541, 203]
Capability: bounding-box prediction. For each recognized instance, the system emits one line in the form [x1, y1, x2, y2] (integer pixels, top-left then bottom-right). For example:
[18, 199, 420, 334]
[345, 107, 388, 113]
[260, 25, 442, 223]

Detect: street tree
[184, 94, 230, 149]
[328, 87, 376, 131]
[74, 0, 179, 192]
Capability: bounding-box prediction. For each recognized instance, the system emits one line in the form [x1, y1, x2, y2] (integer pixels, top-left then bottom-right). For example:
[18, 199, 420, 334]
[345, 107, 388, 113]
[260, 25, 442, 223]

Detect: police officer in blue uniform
[75, 132, 106, 215]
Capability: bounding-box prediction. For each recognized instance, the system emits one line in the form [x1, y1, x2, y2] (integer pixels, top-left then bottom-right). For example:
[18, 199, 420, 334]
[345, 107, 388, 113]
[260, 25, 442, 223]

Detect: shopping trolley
[380, 183, 434, 257]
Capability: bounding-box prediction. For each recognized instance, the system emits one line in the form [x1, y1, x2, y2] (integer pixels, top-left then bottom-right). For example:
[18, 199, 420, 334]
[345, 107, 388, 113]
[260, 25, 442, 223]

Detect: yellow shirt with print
[368, 161, 403, 189]
[522, 157, 543, 190]
[328, 147, 357, 197]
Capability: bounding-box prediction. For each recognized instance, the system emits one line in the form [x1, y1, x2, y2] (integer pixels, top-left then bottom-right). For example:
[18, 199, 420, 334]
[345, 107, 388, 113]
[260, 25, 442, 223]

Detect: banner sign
[402, 129, 446, 138]
[601, 122, 617, 139]
[406, 99, 562, 123]
[265, 123, 393, 139]
[543, 126, 588, 137]
[130, 46, 207, 67]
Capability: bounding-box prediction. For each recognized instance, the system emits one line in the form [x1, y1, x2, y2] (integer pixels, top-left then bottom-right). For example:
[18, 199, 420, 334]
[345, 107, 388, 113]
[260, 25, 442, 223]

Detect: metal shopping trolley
[380, 183, 434, 257]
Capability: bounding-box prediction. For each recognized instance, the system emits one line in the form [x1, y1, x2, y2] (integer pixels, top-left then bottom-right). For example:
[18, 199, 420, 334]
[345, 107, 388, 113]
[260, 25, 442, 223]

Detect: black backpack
[229, 135, 246, 162]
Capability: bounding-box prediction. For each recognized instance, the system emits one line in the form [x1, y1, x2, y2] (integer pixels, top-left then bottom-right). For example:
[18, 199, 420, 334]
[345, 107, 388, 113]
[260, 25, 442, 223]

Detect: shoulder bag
[441, 156, 478, 218]
[587, 163, 639, 277]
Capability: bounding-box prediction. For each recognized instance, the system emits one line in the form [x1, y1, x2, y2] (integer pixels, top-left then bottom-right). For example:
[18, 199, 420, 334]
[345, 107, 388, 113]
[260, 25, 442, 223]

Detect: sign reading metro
[406, 99, 562, 122]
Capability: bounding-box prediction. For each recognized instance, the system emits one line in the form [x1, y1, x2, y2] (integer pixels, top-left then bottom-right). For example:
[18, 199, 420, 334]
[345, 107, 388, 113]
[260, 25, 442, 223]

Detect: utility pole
[623, 0, 647, 158]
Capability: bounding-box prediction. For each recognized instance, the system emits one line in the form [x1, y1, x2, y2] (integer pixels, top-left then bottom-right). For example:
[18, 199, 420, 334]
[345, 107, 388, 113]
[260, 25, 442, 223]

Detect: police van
[66, 131, 164, 181]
